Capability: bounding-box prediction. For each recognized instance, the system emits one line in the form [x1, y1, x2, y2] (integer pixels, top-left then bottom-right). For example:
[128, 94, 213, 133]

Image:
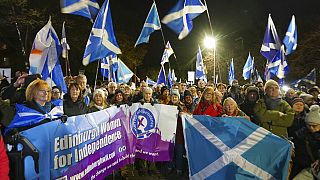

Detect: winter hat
[93, 88, 105, 99]
[171, 89, 180, 99]
[184, 90, 192, 99]
[290, 97, 304, 106]
[305, 105, 320, 124]
[264, 79, 279, 91]
[309, 86, 320, 94]
[299, 93, 314, 102]
[246, 86, 259, 95]
[161, 86, 169, 95]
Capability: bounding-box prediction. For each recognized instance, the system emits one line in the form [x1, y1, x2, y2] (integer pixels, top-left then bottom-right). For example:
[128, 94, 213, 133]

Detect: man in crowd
[76, 74, 91, 106]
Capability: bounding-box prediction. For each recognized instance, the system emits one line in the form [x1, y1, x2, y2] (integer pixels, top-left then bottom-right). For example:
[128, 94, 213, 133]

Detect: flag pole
[94, 60, 100, 91]
[203, 0, 214, 37]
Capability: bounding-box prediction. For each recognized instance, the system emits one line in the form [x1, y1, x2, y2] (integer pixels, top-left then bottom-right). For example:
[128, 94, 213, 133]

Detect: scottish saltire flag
[162, 0, 207, 39]
[260, 14, 281, 62]
[60, 0, 99, 21]
[100, 56, 110, 80]
[157, 65, 166, 85]
[167, 68, 173, 88]
[109, 56, 119, 82]
[228, 58, 235, 85]
[5, 103, 63, 134]
[29, 18, 67, 93]
[83, 0, 121, 66]
[283, 15, 297, 55]
[252, 68, 263, 83]
[146, 76, 157, 86]
[161, 41, 174, 65]
[135, 2, 161, 47]
[291, 68, 316, 87]
[242, 53, 254, 80]
[268, 45, 288, 79]
[61, 21, 70, 59]
[117, 59, 134, 84]
[195, 46, 206, 81]
[182, 115, 292, 180]
[172, 69, 177, 81]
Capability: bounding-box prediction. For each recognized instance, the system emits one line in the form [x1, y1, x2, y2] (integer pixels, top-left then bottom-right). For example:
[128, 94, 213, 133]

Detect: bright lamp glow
[203, 36, 216, 49]
[282, 85, 290, 92]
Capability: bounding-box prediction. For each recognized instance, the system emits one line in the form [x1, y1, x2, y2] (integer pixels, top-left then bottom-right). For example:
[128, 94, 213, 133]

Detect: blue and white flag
[291, 68, 316, 87]
[83, 0, 121, 66]
[283, 15, 297, 55]
[60, 0, 99, 21]
[260, 14, 281, 62]
[228, 58, 235, 85]
[117, 59, 134, 84]
[61, 21, 70, 59]
[195, 46, 206, 82]
[182, 115, 292, 180]
[171, 69, 177, 82]
[5, 103, 63, 134]
[268, 45, 288, 80]
[146, 76, 157, 86]
[242, 52, 254, 80]
[252, 68, 263, 83]
[161, 41, 174, 65]
[100, 56, 111, 80]
[29, 18, 67, 93]
[167, 68, 173, 88]
[161, 0, 207, 40]
[135, 2, 161, 47]
[157, 65, 166, 85]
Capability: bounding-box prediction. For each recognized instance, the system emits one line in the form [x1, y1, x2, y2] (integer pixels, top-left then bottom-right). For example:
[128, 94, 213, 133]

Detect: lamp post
[203, 36, 217, 82]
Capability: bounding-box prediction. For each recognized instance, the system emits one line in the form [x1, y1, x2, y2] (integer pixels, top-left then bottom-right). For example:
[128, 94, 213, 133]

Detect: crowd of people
[0, 71, 320, 179]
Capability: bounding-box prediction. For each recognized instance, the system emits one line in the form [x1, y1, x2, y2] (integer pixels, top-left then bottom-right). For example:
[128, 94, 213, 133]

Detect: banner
[18, 103, 178, 179]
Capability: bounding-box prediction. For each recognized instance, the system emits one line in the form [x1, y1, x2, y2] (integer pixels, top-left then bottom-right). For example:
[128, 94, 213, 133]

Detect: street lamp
[203, 36, 217, 83]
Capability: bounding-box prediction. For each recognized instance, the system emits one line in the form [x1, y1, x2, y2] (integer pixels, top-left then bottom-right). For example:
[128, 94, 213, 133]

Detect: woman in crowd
[254, 80, 294, 137]
[239, 86, 260, 123]
[193, 87, 223, 117]
[111, 89, 127, 106]
[63, 83, 90, 116]
[183, 90, 196, 114]
[288, 97, 306, 138]
[189, 85, 199, 104]
[51, 86, 63, 106]
[222, 97, 250, 120]
[158, 86, 171, 105]
[123, 85, 133, 102]
[284, 88, 297, 104]
[139, 87, 157, 104]
[89, 89, 109, 112]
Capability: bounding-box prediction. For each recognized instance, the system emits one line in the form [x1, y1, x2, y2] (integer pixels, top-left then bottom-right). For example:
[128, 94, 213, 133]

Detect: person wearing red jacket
[193, 87, 223, 117]
[0, 130, 9, 180]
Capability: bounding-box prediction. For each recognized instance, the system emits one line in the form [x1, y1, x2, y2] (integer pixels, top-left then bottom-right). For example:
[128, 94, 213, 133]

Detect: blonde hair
[25, 79, 51, 102]
[222, 97, 239, 114]
[199, 87, 216, 104]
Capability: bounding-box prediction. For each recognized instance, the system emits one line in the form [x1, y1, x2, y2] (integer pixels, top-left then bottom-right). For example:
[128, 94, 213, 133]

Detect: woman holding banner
[63, 83, 90, 116]
[193, 87, 223, 117]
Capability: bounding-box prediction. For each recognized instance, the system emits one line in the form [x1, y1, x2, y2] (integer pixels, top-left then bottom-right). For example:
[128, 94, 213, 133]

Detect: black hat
[290, 97, 304, 106]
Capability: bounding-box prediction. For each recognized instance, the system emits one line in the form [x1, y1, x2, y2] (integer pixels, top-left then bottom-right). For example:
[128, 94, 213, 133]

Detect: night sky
[1, 0, 320, 84]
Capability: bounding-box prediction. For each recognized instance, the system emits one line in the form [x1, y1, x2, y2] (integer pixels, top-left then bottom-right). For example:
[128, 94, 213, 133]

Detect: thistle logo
[131, 108, 156, 139]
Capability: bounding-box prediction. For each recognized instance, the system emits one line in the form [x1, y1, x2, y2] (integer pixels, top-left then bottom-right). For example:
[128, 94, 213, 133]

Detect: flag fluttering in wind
[135, 2, 161, 47]
[61, 21, 70, 59]
[116, 59, 134, 84]
[157, 65, 166, 85]
[83, 0, 121, 66]
[60, 0, 99, 21]
[283, 15, 297, 55]
[252, 68, 263, 83]
[243, 52, 254, 80]
[146, 76, 157, 86]
[100, 54, 117, 81]
[260, 14, 281, 62]
[161, 0, 207, 39]
[172, 69, 177, 82]
[267, 45, 288, 80]
[228, 58, 235, 85]
[195, 46, 207, 82]
[29, 18, 67, 93]
[291, 68, 316, 88]
[167, 68, 173, 88]
[161, 41, 174, 65]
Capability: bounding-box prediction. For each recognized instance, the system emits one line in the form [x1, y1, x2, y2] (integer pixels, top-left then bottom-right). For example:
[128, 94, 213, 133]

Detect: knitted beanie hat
[264, 79, 279, 91]
[305, 105, 320, 124]
[171, 89, 180, 99]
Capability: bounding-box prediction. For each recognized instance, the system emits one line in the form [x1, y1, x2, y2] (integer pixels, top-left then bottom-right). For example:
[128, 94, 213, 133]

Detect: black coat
[63, 98, 90, 117]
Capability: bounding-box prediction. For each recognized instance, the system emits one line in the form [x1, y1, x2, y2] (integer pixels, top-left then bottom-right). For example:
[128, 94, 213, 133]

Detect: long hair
[25, 79, 51, 102]
[199, 87, 216, 104]
[67, 83, 82, 101]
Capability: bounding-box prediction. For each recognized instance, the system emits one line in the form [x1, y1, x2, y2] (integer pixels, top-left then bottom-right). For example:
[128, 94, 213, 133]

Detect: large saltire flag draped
[268, 45, 288, 80]
[228, 58, 235, 85]
[60, 0, 99, 21]
[195, 46, 207, 82]
[135, 2, 161, 47]
[182, 115, 292, 180]
[83, 0, 121, 66]
[260, 14, 281, 62]
[242, 52, 254, 80]
[283, 15, 297, 55]
[161, 0, 207, 40]
[29, 18, 67, 93]
[161, 41, 175, 65]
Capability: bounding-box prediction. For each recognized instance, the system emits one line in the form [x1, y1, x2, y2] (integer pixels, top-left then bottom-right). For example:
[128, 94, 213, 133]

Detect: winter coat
[63, 98, 90, 117]
[254, 97, 294, 137]
[193, 101, 223, 117]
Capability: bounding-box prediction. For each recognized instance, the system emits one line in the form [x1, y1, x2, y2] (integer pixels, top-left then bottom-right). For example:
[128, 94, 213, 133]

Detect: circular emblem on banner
[131, 108, 156, 139]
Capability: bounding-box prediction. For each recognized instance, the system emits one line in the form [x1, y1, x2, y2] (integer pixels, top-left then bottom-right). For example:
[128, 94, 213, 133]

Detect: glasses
[39, 90, 50, 93]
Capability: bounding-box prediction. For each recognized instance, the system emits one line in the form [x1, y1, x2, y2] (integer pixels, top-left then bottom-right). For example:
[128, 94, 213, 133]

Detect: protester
[111, 89, 126, 106]
[193, 87, 222, 117]
[300, 93, 315, 112]
[255, 81, 265, 98]
[51, 86, 63, 107]
[240, 86, 260, 123]
[285, 88, 297, 104]
[107, 82, 117, 103]
[292, 105, 320, 179]
[0, 130, 9, 180]
[183, 90, 195, 113]
[197, 79, 206, 93]
[222, 97, 250, 120]
[76, 74, 91, 106]
[158, 86, 170, 105]
[123, 85, 133, 102]
[63, 83, 90, 116]
[254, 80, 295, 137]
[189, 85, 199, 104]
[214, 90, 223, 105]
[308, 86, 320, 106]
[139, 87, 157, 104]
[216, 83, 227, 96]
[223, 79, 244, 105]
[89, 89, 109, 112]
[288, 97, 306, 138]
